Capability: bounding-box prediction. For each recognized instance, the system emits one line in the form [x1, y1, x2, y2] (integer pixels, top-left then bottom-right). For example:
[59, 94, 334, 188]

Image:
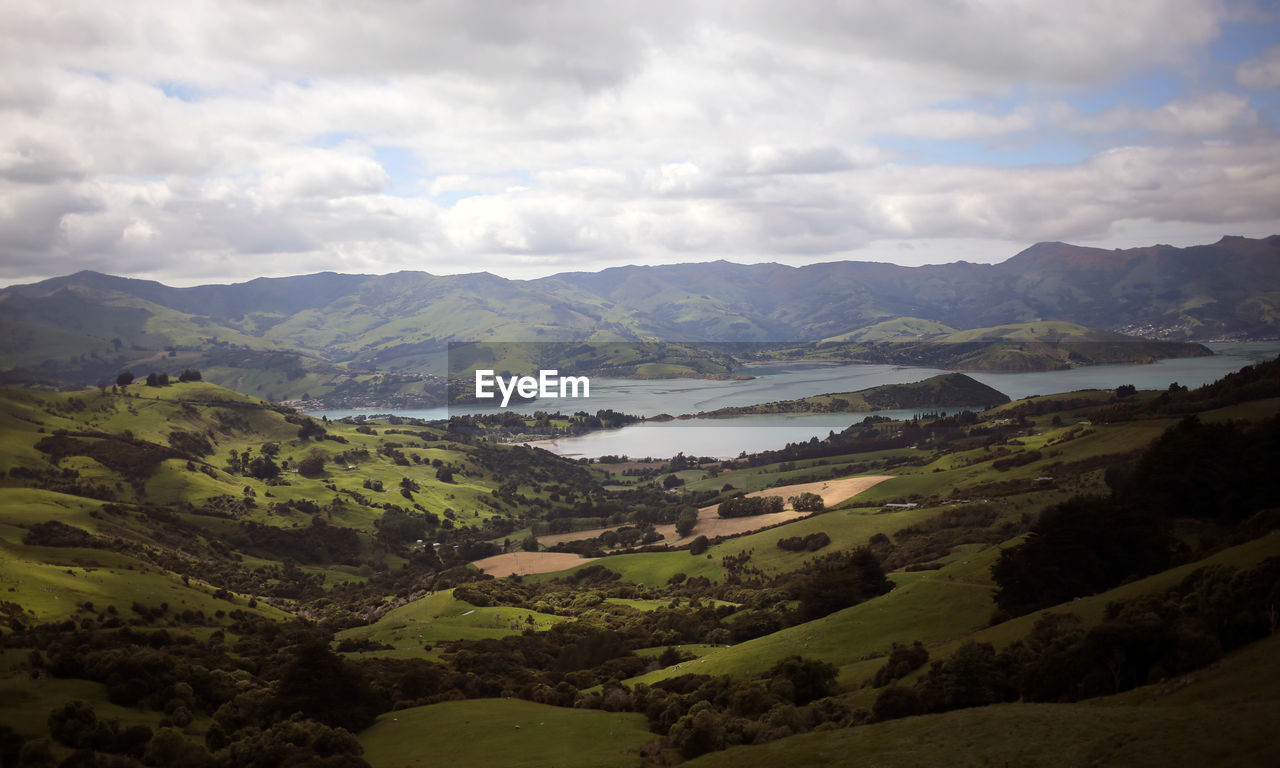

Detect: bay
[311, 341, 1280, 459]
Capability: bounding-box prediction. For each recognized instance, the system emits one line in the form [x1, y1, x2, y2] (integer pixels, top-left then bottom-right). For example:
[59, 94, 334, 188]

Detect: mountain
[0, 236, 1274, 400]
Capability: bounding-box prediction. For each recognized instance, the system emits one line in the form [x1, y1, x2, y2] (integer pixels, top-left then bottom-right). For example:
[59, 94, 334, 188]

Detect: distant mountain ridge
[0, 235, 1275, 400]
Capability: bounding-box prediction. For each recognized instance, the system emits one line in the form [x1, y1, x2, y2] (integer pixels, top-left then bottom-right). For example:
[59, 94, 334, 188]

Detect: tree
[788, 492, 825, 512]
[992, 496, 1172, 616]
[794, 548, 891, 621]
[873, 641, 929, 687]
[435, 466, 454, 483]
[717, 495, 784, 518]
[272, 641, 378, 731]
[675, 507, 699, 537]
[178, 369, 202, 383]
[689, 535, 710, 556]
[143, 727, 214, 768]
[247, 457, 280, 480]
[663, 473, 684, 489]
[297, 419, 326, 441]
[47, 700, 114, 751]
[872, 685, 922, 722]
[765, 656, 838, 704]
[669, 702, 725, 758]
[116, 371, 134, 387]
[297, 456, 326, 477]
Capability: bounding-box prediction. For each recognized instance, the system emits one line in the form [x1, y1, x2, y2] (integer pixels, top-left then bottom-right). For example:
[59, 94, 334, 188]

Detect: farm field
[536, 474, 893, 551]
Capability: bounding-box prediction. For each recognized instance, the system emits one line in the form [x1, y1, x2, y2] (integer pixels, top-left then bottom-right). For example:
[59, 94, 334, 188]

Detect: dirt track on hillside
[538, 474, 894, 550]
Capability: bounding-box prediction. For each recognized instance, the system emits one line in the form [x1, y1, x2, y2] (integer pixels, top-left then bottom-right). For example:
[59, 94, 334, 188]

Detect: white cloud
[1236, 44, 1280, 90]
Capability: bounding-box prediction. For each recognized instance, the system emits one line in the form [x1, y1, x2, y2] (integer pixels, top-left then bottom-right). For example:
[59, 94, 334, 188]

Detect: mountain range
[1, 235, 1275, 403]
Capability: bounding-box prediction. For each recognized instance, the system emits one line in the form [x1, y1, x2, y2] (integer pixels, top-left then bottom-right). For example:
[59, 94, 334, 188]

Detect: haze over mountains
[2, 236, 1277, 401]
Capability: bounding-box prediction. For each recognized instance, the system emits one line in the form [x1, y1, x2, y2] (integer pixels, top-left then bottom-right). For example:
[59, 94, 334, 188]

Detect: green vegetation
[693, 373, 1010, 416]
[1, 356, 1278, 767]
[685, 636, 1280, 768]
[359, 698, 654, 768]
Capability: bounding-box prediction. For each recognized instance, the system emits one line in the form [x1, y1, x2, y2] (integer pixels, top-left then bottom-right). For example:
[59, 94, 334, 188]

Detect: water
[312, 341, 1280, 458]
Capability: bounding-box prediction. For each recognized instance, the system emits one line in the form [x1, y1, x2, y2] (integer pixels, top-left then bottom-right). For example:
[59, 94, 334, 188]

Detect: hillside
[0, 236, 1271, 402]
[0, 359, 1277, 766]
[692, 373, 1010, 416]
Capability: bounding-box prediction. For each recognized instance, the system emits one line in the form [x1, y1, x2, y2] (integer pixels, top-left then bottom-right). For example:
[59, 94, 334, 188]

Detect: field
[473, 551, 598, 577]
[536, 475, 893, 551]
[359, 698, 655, 768]
[336, 588, 569, 653]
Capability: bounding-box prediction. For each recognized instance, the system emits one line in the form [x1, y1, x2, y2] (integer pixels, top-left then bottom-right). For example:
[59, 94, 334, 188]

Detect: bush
[776, 532, 830, 552]
[872, 641, 929, 687]
[872, 685, 922, 722]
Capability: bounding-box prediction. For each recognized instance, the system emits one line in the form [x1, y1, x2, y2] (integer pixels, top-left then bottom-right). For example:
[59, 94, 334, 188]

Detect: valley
[0, 352, 1276, 766]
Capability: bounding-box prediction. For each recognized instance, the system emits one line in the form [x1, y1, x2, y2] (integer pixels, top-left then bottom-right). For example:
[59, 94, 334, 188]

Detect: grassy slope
[0, 384, 524, 624]
[819, 317, 958, 344]
[336, 589, 568, 655]
[0, 678, 170, 739]
[359, 698, 654, 768]
[627, 532, 1280, 693]
[687, 631, 1280, 768]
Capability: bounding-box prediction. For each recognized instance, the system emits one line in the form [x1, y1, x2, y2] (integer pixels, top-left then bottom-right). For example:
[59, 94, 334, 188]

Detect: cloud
[1236, 45, 1280, 90]
[0, 0, 1274, 284]
[1073, 92, 1257, 135]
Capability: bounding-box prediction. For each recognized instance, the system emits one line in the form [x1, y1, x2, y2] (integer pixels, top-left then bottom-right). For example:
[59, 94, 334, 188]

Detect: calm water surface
[312, 341, 1280, 459]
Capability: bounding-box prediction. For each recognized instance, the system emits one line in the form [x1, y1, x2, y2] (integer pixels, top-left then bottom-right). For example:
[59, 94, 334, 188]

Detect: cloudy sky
[2, 0, 1279, 286]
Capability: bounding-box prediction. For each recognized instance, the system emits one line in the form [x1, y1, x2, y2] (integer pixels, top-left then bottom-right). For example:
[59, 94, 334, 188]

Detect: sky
[1, 0, 1279, 286]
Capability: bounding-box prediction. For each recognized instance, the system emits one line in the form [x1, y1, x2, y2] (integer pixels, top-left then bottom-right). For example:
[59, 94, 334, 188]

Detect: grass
[685, 632, 1280, 768]
[358, 698, 654, 768]
[0, 677, 169, 738]
[335, 589, 568, 653]
[624, 548, 1003, 688]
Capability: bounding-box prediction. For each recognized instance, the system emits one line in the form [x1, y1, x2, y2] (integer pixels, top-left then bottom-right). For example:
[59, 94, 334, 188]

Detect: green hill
[692, 373, 1010, 416]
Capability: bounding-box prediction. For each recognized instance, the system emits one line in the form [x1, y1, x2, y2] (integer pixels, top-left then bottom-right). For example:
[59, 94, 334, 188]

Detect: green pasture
[359, 698, 654, 768]
[336, 589, 568, 653]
